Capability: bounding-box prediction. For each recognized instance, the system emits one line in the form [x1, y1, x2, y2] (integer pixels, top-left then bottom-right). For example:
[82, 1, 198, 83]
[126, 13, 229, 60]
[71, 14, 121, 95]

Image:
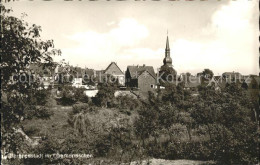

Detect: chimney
[143, 64, 145, 67]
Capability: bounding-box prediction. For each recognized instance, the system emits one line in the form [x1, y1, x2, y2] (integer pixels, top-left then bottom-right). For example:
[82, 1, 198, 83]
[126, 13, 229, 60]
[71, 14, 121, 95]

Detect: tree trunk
[186, 125, 192, 141]
[207, 124, 212, 140]
[167, 128, 172, 142]
[142, 137, 145, 148]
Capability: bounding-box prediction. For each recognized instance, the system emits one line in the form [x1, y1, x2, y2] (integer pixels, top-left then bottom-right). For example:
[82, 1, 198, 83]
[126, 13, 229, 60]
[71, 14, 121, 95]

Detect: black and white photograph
[1, 0, 259, 164]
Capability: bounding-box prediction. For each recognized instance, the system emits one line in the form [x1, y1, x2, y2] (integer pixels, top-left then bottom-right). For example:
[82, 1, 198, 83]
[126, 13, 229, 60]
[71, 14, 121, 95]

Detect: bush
[23, 126, 40, 137]
[94, 82, 116, 108]
[35, 88, 52, 106]
[58, 86, 76, 105]
[26, 106, 54, 120]
[74, 88, 89, 103]
[45, 95, 57, 108]
[34, 106, 54, 119]
[72, 103, 89, 114]
[58, 86, 89, 106]
[116, 95, 141, 111]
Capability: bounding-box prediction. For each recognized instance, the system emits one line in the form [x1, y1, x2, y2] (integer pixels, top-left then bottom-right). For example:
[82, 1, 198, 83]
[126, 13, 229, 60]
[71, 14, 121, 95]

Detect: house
[95, 62, 125, 86]
[103, 62, 125, 86]
[125, 65, 156, 92]
[222, 72, 242, 83]
[206, 76, 227, 91]
[54, 65, 95, 87]
[184, 76, 201, 91]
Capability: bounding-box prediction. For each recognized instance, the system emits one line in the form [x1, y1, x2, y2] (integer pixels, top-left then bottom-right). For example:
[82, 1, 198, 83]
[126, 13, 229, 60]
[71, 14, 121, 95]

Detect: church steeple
[163, 33, 172, 67]
[166, 35, 170, 51]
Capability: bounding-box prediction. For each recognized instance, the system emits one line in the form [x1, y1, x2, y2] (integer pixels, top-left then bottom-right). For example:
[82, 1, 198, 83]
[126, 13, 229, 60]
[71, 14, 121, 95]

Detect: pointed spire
[163, 32, 172, 67]
[166, 35, 170, 50]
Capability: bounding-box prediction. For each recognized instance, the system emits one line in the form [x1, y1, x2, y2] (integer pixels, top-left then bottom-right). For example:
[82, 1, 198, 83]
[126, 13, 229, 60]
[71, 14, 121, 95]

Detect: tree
[159, 65, 177, 86]
[241, 80, 248, 90]
[74, 87, 89, 103]
[1, 5, 61, 155]
[72, 112, 90, 136]
[191, 83, 258, 164]
[197, 69, 214, 86]
[157, 104, 177, 141]
[94, 75, 117, 108]
[202, 69, 214, 79]
[135, 106, 159, 147]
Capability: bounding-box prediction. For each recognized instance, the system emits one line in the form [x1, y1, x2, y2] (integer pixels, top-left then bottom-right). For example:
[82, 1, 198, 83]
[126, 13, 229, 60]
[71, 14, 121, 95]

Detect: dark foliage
[1, 4, 60, 157]
[58, 86, 89, 106]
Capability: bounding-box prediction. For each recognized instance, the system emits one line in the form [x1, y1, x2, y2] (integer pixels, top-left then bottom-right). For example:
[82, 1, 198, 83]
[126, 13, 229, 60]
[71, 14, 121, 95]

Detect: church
[125, 35, 177, 92]
[158, 35, 177, 85]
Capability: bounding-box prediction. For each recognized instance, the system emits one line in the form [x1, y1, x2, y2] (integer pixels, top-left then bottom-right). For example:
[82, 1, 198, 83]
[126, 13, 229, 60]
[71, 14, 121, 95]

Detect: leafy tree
[157, 104, 177, 141]
[191, 83, 258, 164]
[135, 106, 159, 147]
[241, 80, 248, 90]
[94, 75, 117, 108]
[177, 112, 194, 141]
[34, 88, 52, 105]
[58, 85, 76, 105]
[74, 87, 89, 103]
[72, 112, 90, 136]
[116, 95, 141, 111]
[202, 69, 214, 79]
[197, 69, 214, 86]
[1, 4, 60, 155]
[159, 65, 177, 87]
[160, 82, 190, 108]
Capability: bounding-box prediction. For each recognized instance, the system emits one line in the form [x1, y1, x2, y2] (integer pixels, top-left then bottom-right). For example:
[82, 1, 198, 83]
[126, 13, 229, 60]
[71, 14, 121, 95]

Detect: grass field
[22, 105, 73, 139]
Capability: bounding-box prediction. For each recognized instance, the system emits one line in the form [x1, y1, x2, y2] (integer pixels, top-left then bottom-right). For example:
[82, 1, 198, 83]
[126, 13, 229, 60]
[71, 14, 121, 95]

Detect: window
[151, 84, 154, 88]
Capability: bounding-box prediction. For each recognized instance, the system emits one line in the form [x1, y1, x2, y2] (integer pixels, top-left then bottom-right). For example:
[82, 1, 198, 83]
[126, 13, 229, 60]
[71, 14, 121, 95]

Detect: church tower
[159, 33, 177, 83]
[163, 35, 173, 67]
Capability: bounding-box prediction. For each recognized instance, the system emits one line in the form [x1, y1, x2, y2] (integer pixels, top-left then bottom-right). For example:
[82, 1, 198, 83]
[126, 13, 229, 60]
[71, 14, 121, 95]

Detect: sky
[4, 0, 259, 75]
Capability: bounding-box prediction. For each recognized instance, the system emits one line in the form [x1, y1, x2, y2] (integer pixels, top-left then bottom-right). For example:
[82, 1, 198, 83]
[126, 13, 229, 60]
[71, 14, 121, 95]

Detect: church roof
[127, 65, 156, 79]
[163, 34, 172, 67]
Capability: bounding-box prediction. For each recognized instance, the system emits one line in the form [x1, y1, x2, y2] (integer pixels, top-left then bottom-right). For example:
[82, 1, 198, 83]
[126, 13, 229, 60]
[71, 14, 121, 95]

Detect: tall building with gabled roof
[125, 64, 156, 92]
[95, 62, 125, 86]
[104, 62, 125, 86]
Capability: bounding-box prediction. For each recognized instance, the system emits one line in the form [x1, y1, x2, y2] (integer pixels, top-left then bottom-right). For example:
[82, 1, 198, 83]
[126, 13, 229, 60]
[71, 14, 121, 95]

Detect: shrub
[59, 86, 76, 105]
[35, 88, 52, 106]
[45, 95, 57, 108]
[94, 82, 116, 108]
[34, 106, 54, 119]
[74, 87, 89, 103]
[116, 95, 141, 111]
[58, 86, 89, 106]
[72, 103, 89, 114]
[23, 126, 40, 137]
[26, 106, 54, 120]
